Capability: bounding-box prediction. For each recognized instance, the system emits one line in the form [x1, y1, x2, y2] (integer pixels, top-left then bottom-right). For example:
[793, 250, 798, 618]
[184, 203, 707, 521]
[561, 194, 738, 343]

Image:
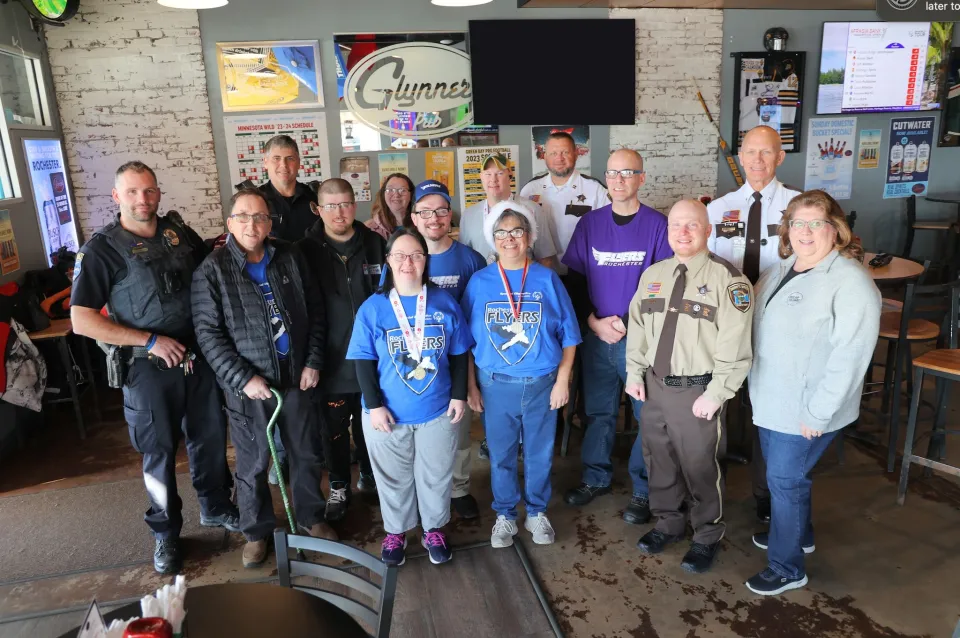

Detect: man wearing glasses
[299, 178, 387, 522]
[706, 125, 800, 525]
[192, 188, 332, 567]
[409, 180, 486, 520]
[520, 131, 609, 274]
[561, 149, 672, 524]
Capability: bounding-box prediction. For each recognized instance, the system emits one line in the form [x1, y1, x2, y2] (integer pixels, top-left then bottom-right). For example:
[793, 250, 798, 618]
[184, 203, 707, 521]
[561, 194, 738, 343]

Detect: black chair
[897, 281, 960, 504]
[274, 530, 398, 638]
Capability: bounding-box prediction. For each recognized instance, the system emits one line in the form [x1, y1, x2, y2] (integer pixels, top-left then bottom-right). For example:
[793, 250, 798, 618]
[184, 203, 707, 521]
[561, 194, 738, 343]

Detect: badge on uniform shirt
[163, 229, 179, 246]
[727, 282, 752, 313]
[723, 210, 740, 223]
[363, 263, 382, 276]
[577, 194, 586, 203]
[529, 195, 541, 204]
[697, 284, 710, 298]
[646, 282, 662, 297]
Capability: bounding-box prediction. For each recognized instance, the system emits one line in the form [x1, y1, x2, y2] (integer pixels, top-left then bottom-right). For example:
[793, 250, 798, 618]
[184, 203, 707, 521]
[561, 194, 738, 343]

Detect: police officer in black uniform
[71, 161, 239, 574]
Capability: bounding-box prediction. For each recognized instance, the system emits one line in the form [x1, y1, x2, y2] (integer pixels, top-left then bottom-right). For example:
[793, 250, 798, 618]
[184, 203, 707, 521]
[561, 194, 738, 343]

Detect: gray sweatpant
[452, 404, 473, 498]
[362, 411, 459, 534]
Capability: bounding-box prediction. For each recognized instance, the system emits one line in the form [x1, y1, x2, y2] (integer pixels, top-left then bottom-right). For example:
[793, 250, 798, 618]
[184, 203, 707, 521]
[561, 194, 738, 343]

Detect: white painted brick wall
[44, 0, 223, 239]
[609, 8, 723, 212]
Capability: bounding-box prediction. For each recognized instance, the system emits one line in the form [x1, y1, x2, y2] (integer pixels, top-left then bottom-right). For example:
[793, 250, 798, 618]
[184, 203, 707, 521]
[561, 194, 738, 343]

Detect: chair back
[899, 279, 960, 347]
[274, 530, 398, 638]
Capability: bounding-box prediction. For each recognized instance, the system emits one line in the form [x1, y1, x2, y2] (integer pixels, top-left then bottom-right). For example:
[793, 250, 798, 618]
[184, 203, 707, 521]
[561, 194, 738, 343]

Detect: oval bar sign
[343, 42, 474, 140]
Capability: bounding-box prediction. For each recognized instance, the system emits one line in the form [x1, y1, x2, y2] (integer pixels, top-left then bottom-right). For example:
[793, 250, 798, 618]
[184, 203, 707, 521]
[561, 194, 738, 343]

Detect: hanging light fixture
[431, 0, 492, 6]
[158, 0, 227, 9]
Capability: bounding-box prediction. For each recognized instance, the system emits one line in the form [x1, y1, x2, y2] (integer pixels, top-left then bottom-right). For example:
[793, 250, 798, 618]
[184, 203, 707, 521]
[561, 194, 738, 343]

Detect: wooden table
[27, 318, 100, 439]
[58, 583, 369, 638]
[863, 253, 926, 282]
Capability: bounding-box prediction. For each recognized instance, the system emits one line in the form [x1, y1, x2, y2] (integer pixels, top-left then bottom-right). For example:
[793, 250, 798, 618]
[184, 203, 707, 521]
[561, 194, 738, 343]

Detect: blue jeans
[580, 331, 648, 496]
[759, 427, 838, 579]
[478, 368, 557, 520]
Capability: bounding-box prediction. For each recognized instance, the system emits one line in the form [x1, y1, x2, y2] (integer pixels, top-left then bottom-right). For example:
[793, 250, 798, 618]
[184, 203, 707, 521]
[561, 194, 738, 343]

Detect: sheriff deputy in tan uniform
[624, 199, 753, 575]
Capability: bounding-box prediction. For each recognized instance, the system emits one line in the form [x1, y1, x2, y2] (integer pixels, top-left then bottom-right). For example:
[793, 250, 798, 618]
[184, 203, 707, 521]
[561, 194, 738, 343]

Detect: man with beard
[71, 162, 238, 574]
[258, 135, 317, 242]
[520, 131, 609, 274]
[299, 179, 387, 522]
[409, 179, 486, 519]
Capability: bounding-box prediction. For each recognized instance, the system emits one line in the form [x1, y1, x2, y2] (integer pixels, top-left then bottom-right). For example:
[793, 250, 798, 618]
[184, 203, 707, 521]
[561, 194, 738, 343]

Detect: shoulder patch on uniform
[709, 253, 742, 278]
[727, 282, 751, 313]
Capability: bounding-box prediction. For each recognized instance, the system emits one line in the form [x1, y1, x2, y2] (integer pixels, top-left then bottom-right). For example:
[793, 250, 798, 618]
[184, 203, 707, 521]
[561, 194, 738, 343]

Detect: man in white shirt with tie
[706, 124, 800, 524]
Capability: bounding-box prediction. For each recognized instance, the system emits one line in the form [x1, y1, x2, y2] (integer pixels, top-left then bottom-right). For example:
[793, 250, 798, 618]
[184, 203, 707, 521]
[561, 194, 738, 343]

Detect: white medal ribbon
[389, 285, 427, 363]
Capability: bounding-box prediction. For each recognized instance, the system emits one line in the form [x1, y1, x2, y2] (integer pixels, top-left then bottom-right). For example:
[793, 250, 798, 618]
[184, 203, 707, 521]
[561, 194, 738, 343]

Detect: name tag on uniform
[362, 263, 382, 276]
[640, 298, 665, 314]
[565, 204, 591, 218]
[716, 222, 745, 239]
[680, 300, 717, 322]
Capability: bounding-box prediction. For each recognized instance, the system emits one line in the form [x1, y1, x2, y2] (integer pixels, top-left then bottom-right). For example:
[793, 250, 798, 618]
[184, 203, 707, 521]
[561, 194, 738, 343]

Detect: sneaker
[756, 496, 771, 523]
[622, 494, 651, 525]
[200, 504, 241, 533]
[478, 439, 490, 460]
[357, 472, 377, 494]
[745, 567, 808, 596]
[524, 513, 555, 545]
[636, 529, 682, 554]
[153, 538, 182, 575]
[452, 494, 480, 519]
[325, 483, 350, 522]
[563, 483, 612, 506]
[421, 529, 453, 565]
[491, 515, 519, 548]
[381, 533, 407, 566]
[752, 532, 815, 554]
[680, 542, 720, 574]
[304, 522, 339, 541]
[242, 539, 268, 568]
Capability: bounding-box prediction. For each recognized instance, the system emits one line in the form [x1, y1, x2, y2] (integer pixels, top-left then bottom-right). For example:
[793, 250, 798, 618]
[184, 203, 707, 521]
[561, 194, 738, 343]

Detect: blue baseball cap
[414, 179, 451, 206]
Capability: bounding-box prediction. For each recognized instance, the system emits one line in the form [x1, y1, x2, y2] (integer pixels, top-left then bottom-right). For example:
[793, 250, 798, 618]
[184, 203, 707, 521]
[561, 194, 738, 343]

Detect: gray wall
[719, 10, 960, 257]
[198, 0, 610, 222]
[0, 2, 67, 285]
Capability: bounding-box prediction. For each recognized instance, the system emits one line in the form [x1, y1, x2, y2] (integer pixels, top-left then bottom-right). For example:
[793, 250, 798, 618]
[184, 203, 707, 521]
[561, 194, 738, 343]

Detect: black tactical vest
[97, 216, 196, 339]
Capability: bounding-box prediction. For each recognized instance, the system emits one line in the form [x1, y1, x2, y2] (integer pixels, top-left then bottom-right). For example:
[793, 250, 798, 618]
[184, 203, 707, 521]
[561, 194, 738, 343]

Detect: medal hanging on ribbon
[497, 259, 529, 332]
[389, 285, 428, 380]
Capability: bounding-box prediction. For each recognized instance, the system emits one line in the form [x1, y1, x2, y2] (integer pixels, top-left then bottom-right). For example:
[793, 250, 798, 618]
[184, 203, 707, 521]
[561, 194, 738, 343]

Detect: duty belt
[123, 345, 196, 374]
[663, 373, 712, 387]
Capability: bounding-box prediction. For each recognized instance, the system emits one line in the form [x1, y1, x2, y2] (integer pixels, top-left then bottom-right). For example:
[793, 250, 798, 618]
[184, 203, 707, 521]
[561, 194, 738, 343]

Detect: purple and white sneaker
[381, 533, 407, 566]
[421, 529, 452, 565]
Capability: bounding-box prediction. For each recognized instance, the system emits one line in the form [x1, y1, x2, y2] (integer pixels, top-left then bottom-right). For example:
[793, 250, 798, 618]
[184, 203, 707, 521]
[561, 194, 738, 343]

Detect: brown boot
[308, 522, 339, 541]
[242, 539, 268, 568]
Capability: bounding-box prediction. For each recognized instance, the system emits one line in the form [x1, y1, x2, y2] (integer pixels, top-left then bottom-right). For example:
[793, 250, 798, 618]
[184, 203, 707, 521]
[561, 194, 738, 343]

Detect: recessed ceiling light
[158, 0, 227, 9]
[431, 0, 492, 6]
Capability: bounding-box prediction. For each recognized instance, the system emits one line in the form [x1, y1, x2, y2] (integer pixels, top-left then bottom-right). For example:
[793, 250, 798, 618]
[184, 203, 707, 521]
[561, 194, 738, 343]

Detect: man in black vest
[71, 162, 238, 575]
[258, 135, 318, 242]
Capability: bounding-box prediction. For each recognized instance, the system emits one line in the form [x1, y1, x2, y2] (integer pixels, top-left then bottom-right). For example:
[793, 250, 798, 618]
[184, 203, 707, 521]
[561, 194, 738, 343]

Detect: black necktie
[743, 191, 763, 284]
[653, 264, 687, 379]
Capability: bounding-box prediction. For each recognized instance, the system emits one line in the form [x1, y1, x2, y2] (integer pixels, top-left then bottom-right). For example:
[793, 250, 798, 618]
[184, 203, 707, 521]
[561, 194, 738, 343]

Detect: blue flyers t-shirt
[244, 252, 290, 359]
[346, 287, 473, 425]
[428, 240, 487, 303]
[461, 262, 582, 378]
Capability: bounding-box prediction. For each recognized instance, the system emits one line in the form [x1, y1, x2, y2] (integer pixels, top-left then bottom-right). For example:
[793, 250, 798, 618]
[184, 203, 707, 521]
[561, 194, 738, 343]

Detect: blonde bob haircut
[777, 189, 863, 262]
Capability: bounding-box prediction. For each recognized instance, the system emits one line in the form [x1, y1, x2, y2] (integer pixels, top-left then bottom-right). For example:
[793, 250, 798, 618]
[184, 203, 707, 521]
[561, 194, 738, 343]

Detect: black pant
[224, 385, 325, 541]
[351, 396, 372, 475]
[122, 355, 232, 540]
[322, 393, 363, 484]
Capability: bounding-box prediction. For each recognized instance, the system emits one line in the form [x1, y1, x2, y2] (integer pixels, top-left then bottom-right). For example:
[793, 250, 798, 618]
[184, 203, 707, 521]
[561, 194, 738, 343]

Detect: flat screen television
[468, 19, 636, 125]
[817, 21, 955, 115]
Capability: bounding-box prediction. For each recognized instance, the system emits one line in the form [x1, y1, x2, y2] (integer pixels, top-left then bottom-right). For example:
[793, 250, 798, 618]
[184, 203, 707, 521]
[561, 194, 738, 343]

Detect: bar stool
[896, 281, 960, 504]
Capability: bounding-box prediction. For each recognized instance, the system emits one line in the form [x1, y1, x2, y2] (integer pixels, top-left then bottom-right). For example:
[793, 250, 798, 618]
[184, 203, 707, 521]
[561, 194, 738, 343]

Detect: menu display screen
[23, 139, 79, 266]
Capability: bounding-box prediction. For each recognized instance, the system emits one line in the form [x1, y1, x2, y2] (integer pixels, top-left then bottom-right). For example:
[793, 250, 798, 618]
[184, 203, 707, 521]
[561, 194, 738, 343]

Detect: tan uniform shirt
[625, 250, 754, 404]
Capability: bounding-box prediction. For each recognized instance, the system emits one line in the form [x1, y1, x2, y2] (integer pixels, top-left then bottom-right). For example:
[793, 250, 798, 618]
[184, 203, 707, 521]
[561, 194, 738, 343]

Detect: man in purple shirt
[561, 149, 672, 524]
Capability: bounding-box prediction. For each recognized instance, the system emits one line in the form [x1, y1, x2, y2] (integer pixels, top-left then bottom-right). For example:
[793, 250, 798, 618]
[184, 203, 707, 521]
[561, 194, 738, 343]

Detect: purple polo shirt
[562, 203, 672, 318]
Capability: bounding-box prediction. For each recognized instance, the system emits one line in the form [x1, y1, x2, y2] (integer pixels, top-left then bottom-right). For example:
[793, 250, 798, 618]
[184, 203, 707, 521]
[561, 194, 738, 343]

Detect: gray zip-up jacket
[748, 250, 881, 435]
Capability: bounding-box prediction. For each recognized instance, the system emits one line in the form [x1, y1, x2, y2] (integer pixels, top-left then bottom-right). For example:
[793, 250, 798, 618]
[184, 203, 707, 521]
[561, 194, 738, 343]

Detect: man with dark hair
[258, 135, 317, 242]
[71, 162, 238, 574]
[192, 187, 334, 567]
[298, 178, 386, 521]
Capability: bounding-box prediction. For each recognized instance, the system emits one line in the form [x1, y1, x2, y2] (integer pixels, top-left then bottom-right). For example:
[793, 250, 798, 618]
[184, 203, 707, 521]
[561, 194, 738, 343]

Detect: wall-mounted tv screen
[817, 22, 955, 115]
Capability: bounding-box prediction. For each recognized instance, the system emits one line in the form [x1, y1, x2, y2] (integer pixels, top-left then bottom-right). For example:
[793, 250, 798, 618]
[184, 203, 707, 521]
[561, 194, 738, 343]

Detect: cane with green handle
[265, 387, 297, 533]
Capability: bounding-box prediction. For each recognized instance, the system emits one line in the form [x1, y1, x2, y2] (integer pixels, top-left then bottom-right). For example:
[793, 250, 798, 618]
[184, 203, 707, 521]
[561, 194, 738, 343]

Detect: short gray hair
[492, 209, 532, 259]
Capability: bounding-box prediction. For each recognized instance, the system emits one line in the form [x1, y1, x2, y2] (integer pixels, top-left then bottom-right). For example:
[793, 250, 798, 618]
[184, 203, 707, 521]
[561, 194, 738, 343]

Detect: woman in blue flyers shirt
[346, 227, 473, 567]
[461, 200, 581, 548]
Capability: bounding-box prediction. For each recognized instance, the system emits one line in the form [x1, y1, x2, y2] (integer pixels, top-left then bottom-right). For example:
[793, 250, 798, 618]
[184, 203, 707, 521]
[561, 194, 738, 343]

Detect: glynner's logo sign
[343, 42, 474, 140]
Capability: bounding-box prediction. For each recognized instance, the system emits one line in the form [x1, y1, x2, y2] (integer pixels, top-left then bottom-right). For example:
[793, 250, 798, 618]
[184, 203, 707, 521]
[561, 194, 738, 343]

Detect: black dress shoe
[681, 542, 720, 573]
[636, 529, 681, 554]
[756, 496, 771, 523]
[622, 494, 651, 525]
[452, 494, 480, 519]
[564, 483, 612, 506]
[154, 538, 182, 575]
[200, 504, 241, 533]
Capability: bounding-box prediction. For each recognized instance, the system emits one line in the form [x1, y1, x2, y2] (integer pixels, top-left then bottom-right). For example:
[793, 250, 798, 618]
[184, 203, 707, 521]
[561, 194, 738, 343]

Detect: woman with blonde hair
[745, 189, 880, 596]
[365, 173, 415, 241]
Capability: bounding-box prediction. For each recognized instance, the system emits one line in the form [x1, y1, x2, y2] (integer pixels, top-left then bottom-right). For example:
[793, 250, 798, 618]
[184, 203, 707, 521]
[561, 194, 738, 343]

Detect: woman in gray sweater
[745, 190, 881, 596]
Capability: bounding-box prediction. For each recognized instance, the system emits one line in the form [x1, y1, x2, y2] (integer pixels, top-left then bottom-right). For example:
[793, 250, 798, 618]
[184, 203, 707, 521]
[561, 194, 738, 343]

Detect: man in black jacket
[192, 188, 335, 568]
[258, 135, 317, 242]
[299, 178, 386, 521]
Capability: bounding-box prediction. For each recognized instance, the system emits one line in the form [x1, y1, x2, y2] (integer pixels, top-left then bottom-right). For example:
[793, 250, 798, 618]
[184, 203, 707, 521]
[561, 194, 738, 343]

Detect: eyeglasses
[414, 208, 451, 219]
[493, 228, 527, 240]
[320, 202, 355, 211]
[604, 169, 643, 179]
[788, 219, 832, 231]
[230, 213, 271, 225]
[388, 252, 426, 263]
[384, 188, 410, 195]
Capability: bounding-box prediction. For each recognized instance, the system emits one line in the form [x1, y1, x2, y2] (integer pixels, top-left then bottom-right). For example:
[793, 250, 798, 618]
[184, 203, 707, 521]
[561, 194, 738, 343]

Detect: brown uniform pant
[641, 371, 727, 545]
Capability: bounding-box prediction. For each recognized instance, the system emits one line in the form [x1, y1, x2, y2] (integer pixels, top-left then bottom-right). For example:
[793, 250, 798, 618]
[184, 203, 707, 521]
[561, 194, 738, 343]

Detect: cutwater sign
[342, 42, 473, 140]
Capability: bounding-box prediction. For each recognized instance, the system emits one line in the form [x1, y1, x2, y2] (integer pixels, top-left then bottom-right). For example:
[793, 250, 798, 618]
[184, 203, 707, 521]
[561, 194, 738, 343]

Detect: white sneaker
[524, 513, 555, 545]
[491, 515, 519, 548]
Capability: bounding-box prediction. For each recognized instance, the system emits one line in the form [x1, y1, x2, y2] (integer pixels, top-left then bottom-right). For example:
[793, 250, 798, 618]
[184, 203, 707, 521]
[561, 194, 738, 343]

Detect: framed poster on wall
[22, 138, 79, 266]
[216, 41, 324, 112]
[731, 52, 806, 154]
